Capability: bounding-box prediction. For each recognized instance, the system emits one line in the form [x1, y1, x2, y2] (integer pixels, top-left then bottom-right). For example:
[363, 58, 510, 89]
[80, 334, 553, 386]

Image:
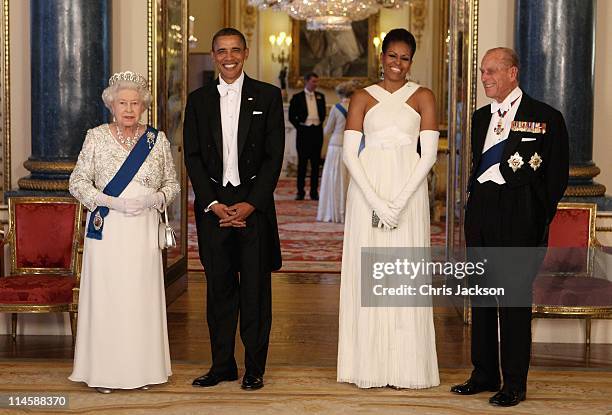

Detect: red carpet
[188, 178, 446, 273]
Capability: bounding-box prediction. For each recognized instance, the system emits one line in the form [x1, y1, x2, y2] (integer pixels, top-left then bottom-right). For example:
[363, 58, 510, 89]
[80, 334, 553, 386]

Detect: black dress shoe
[310, 194, 319, 200]
[489, 389, 526, 407]
[192, 371, 238, 387]
[295, 194, 305, 200]
[241, 374, 264, 390]
[450, 379, 500, 395]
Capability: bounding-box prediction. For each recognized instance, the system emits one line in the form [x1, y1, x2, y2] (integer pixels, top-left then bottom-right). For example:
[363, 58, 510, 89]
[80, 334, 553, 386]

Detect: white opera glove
[389, 130, 439, 215]
[95, 192, 164, 216]
[134, 192, 165, 210]
[343, 130, 399, 229]
[94, 192, 134, 214]
[123, 192, 166, 215]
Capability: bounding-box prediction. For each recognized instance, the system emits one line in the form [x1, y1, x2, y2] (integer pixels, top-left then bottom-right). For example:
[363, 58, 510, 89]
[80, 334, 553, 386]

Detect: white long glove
[343, 129, 398, 229]
[95, 192, 164, 216]
[389, 130, 439, 214]
[131, 192, 165, 211]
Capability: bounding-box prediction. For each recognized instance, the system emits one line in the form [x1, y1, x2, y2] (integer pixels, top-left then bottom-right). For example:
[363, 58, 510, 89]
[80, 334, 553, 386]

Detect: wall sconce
[269, 31, 292, 99]
[188, 15, 198, 49]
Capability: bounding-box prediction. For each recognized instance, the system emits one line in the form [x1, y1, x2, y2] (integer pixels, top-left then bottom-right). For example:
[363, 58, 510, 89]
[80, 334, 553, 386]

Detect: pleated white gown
[69, 181, 172, 389]
[337, 82, 439, 388]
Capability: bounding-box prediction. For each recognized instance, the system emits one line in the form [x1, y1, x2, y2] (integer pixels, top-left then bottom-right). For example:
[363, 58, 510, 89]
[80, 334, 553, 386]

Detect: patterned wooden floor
[0, 360, 610, 414]
[1, 273, 611, 413]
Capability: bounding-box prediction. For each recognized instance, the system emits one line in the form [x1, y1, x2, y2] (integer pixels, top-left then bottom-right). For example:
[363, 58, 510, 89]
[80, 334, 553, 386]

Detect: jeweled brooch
[146, 131, 156, 149]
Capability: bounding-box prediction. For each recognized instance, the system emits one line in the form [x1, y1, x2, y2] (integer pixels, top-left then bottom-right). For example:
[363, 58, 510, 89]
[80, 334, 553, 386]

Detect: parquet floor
[0, 273, 611, 413]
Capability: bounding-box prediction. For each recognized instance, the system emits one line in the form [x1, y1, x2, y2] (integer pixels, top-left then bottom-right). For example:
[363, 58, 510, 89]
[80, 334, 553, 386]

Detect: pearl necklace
[115, 124, 141, 149]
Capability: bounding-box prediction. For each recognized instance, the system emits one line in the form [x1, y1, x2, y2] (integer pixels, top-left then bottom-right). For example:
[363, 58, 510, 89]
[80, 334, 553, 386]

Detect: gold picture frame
[148, 0, 188, 286]
[289, 14, 380, 89]
[1, 0, 10, 196]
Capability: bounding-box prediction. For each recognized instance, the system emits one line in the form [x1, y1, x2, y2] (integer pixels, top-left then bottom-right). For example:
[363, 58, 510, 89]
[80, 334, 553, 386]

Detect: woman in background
[316, 81, 356, 223]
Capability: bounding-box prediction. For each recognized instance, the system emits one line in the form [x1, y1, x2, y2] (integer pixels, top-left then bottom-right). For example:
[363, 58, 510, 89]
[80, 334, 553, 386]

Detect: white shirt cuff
[205, 200, 218, 213]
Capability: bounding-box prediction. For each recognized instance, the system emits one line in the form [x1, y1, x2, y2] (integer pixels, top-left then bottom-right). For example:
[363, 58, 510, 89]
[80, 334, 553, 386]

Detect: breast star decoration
[507, 152, 524, 172]
[529, 152, 542, 171]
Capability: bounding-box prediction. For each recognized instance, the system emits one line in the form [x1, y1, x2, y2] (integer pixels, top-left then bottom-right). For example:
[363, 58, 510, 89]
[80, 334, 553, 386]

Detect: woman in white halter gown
[337, 29, 440, 389]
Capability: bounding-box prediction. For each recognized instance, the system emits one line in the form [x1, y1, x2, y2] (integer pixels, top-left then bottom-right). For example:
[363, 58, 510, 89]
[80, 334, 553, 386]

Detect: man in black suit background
[184, 28, 284, 391]
[451, 47, 569, 407]
[289, 72, 326, 200]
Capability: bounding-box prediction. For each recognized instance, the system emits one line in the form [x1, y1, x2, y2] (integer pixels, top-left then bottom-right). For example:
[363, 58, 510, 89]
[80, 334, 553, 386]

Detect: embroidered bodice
[69, 124, 180, 211]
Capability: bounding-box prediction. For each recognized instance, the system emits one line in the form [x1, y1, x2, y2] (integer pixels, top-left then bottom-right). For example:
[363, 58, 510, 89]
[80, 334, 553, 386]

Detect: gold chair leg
[585, 317, 592, 349]
[11, 313, 17, 341]
[69, 311, 78, 345]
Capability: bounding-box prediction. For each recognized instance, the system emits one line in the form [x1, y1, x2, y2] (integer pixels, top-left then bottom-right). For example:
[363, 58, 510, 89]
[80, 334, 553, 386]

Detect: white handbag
[158, 205, 177, 250]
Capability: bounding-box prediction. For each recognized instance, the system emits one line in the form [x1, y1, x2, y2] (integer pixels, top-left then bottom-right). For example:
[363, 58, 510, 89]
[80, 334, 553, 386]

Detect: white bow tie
[218, 83, 239, 97]
[491, 100, 510, 114]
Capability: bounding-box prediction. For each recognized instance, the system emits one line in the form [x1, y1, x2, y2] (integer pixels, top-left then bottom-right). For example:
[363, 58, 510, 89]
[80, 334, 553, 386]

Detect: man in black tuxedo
[288, 72, 326, 200]
[451, 47, 569, 407]
[184, 28, 284, 391]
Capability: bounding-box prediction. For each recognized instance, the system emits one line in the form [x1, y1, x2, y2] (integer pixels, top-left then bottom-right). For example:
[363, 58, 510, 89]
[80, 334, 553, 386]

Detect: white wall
[9, 0, 30, 189]
[476, 0, 515, 108]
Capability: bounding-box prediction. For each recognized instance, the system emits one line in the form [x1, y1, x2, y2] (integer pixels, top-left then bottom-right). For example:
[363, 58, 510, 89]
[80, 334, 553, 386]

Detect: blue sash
[86, 126, 158, 240]
[358, 134, 366, 156]
[334, 103, 367, 155]
[474, 139, 505, 178]
[335, 103, 347, 118]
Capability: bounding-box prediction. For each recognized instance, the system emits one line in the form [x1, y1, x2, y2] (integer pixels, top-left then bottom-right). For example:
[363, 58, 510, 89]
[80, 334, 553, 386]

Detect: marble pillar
[16, 0, 111, 194]
[515, 0, 610, 208]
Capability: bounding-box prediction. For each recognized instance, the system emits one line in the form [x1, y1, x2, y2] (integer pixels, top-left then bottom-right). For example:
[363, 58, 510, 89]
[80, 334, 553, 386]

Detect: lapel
[501, 93, 536, 161]
[299, 91, 307, 113]
[237, 74, 256, 159]
[209, 79, 223, 160]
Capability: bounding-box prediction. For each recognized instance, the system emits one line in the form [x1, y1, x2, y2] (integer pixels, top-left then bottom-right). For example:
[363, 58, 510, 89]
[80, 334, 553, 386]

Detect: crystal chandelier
[248, 0, 412, 31]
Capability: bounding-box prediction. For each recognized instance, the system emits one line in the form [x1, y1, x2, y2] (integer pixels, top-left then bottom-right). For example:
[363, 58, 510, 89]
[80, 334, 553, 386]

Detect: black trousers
[194, 183, 272, 377]
[296, 124, 323, 197]
[464, 181, 545, 392]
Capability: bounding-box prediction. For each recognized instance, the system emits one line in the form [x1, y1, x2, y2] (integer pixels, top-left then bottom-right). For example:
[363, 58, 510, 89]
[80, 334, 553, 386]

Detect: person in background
[289, 72, 326, 200]
[316, 81, 356, 223]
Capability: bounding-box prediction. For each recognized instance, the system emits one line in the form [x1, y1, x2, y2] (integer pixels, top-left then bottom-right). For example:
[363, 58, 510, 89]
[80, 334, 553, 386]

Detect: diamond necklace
[115, 124, 141, 149]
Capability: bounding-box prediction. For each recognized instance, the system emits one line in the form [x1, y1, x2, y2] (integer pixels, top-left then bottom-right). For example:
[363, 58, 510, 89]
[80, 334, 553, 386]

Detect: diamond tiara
[108, 71, 148, 89]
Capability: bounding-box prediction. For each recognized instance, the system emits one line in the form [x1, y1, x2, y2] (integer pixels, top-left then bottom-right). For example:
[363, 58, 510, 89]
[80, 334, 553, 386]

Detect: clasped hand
[212, 202, 255, 228]
[97, 192, 164, 216]
[371, 191, 414, 230]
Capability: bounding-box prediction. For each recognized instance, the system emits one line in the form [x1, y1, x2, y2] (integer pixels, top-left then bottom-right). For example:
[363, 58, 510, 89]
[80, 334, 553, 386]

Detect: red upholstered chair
[0, 196, 83, 343]
[533, 202, 612, 349]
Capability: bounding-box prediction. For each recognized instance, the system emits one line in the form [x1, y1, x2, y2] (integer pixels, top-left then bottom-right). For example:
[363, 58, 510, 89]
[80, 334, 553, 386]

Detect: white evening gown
[337, 82, 439, 388]
[317, 103, 349, 223]
[69, 181, 172, 389]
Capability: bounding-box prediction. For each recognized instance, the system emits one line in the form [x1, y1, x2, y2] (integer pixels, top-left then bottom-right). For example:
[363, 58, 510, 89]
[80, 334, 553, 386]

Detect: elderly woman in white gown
[316, 81, 355, 223]
[68, 71, 180, 393]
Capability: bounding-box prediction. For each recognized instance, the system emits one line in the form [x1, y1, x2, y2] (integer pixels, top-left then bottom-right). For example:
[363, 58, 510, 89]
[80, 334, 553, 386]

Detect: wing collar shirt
[303, 88, 321, 126]
[218, 71, 244, 187]
[477, 86, 523, 185]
